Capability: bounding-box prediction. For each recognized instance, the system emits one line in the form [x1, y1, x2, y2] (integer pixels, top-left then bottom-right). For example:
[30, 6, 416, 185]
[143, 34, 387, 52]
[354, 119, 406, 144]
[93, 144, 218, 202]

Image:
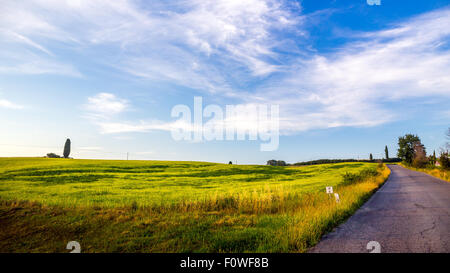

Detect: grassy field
[0, 158, 390, 253]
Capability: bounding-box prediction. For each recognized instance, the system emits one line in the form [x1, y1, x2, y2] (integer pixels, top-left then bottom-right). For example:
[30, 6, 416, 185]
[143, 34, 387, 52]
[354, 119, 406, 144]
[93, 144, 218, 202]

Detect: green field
[0, 158, 390, 253]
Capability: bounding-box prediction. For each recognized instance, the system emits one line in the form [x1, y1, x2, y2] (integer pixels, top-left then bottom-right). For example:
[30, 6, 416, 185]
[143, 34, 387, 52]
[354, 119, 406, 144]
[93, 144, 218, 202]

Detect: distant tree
[277, 160, 287, 166]
[397, 134, 421, 164]
[369, 153, 373, 161]
[229, 161, 233, 165]
[385, 146, 389, 160]
[63, 139, 71, 158]
[267, 160, 277, 166]
[267, 160, 287, 166]
[46, 153, 61, 158]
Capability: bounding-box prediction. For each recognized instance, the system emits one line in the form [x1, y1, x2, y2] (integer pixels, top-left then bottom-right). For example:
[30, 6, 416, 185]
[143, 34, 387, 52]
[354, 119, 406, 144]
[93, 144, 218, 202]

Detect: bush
[342, 168, 379, 185]
[377, 161, 384, 169]
[46, 153, 61, 158]
[412, 157, 428, 168]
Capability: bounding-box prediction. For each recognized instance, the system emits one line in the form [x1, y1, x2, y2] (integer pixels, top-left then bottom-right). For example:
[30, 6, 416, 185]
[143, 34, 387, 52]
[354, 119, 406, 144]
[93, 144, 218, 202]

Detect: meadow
[0, 158, 390, 253]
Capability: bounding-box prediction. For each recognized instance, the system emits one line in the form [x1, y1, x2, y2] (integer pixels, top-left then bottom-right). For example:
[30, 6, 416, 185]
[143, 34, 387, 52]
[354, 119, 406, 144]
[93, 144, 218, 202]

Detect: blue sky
[0, 0, 449, 164]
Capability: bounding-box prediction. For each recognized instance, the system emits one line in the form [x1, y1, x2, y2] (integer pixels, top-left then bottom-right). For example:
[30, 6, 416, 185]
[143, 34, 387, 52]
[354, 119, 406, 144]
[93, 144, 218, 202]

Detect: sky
[0, 0, 449, 164]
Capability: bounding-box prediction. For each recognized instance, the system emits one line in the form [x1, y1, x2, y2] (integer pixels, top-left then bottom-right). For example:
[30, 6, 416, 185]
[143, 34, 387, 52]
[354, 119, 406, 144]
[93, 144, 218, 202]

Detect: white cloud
[244, 7, 450, 133]
[85, 93, 129, 118]
[0, 99, 24, 110]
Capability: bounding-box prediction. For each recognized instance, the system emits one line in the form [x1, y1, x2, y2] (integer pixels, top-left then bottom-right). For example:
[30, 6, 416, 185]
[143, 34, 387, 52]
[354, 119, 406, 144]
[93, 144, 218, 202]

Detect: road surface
[310, 165, 450, 253]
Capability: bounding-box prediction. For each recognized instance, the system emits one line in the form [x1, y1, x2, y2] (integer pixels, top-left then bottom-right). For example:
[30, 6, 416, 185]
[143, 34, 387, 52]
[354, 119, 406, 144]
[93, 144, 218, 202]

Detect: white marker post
[334, 193, 340, 203]
[326, 187, 340, 203]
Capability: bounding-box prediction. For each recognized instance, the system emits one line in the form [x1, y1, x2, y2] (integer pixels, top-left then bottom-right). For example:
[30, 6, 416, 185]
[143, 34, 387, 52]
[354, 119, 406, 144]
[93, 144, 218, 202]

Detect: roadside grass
[400, 163, 449, 182]
[0, 158, 390, 253]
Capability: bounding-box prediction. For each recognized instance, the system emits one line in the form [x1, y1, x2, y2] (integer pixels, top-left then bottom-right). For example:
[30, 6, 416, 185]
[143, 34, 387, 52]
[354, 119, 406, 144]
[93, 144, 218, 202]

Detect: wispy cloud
[0, 54, 82, 77]
[245, 7, 450, 133]
[95, 120, 192, 134]
[0, 99, 24, 110]
[77, 147, 103, 151]
[3, 31, 53, 56]
[0, 0, 301, 88]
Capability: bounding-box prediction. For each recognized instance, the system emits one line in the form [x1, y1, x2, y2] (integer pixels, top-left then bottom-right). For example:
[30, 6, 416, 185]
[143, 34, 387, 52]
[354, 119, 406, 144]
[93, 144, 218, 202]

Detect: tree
[439, 151, 449, 169]
[385, 146, 389, 160]
[369, 153, 373, 161]
[63, 139, 71, 158]
[397, 134, 421, 164]
[228, 161, 233, 165]
[429, 150, 437, 166]
[412, 141, 427, 168]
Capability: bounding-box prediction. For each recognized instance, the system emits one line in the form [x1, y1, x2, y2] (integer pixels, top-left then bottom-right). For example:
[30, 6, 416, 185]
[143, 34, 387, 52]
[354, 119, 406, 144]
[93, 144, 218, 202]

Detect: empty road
[310, 165, 450, 253]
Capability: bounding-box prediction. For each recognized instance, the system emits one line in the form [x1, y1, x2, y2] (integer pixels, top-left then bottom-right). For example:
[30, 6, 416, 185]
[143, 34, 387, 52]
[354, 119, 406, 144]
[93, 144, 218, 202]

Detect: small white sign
[326, 186, 333, 194]
[334, 193, 340, 203]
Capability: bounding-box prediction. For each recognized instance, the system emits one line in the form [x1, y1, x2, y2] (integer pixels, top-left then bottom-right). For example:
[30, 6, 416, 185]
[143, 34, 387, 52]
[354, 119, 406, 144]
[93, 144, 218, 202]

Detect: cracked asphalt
[310, 165, 450, 253]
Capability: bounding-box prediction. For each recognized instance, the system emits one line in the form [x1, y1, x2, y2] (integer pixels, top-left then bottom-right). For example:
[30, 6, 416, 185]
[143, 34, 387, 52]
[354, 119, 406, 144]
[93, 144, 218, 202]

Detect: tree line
[269, 128, 449, 169]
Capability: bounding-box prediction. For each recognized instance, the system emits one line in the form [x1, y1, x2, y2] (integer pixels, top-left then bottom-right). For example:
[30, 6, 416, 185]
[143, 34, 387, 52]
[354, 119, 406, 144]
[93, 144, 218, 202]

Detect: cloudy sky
[0, 0, 449, 164]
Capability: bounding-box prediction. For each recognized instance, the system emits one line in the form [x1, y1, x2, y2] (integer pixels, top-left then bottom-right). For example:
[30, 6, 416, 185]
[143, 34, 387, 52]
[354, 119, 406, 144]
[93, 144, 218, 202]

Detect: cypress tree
[370, 153, 373, 161]
[63, 139, 71, 158]
[385, 146, 389, 160]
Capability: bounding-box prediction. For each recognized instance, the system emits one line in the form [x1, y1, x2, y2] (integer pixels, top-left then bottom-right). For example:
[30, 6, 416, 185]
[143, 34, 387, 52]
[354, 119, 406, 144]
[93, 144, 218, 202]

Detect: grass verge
[400, 163, 449, 182]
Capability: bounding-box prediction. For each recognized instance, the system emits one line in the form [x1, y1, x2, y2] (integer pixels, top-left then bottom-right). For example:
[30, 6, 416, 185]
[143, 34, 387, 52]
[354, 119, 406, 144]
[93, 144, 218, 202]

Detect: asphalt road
[310, 165, 450, 253]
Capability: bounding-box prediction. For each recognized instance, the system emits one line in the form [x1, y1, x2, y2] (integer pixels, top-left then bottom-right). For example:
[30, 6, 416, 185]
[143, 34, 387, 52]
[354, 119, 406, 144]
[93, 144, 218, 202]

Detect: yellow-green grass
[399, 163, 449, 182]
[0, 158, 390, 253]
